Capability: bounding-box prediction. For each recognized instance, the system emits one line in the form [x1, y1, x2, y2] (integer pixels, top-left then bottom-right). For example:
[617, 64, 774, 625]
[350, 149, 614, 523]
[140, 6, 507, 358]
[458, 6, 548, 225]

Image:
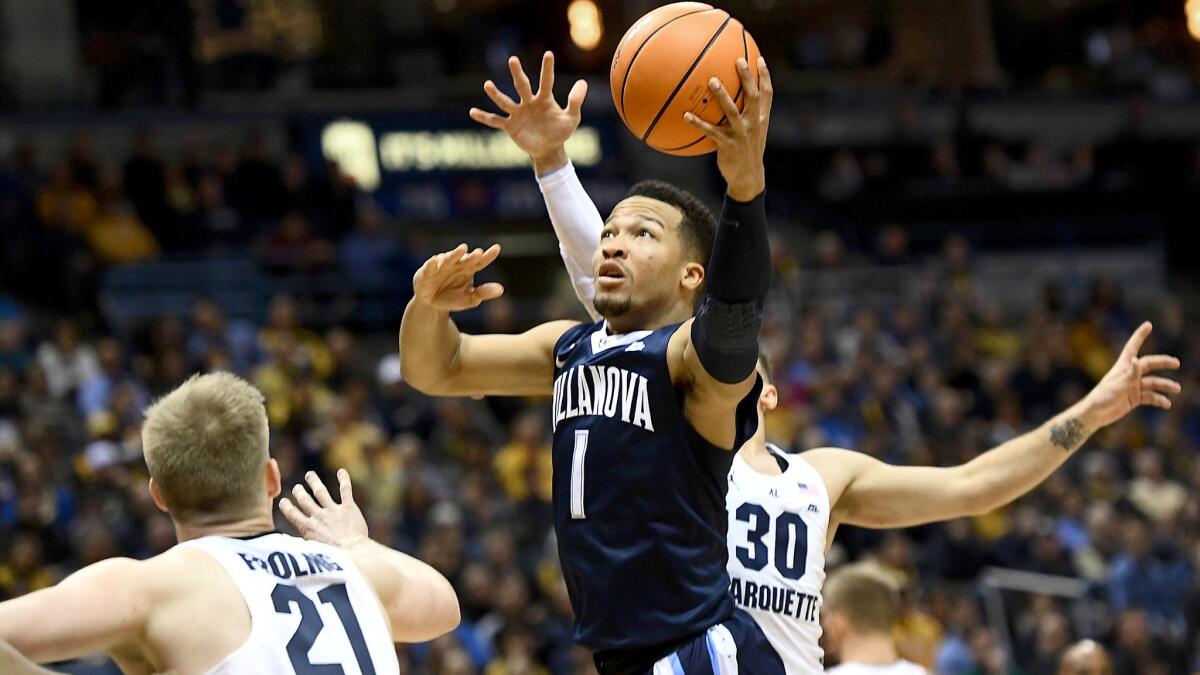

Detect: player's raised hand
[280, 469, 370, 549]
[412, 243, 504, 312]
[1080, 321, 1181, 429]
[469, 52, 588, 172]
[682, 56, 772, 201]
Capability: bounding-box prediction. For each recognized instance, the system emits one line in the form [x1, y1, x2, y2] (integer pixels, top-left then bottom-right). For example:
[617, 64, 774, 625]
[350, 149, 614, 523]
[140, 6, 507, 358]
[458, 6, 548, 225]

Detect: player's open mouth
[597, 262, 627, 285]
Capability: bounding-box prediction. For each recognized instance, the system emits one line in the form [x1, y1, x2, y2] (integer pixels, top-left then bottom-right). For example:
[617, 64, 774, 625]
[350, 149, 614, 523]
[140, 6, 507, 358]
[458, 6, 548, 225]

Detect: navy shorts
[649, 610, 784, 675]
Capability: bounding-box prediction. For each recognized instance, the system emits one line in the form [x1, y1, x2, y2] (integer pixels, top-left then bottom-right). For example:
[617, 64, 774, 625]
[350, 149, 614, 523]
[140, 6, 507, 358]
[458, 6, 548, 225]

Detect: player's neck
[172, 510, 277, 543]
[838, 632, 901, 666]
[603, 304, 692, 335]
[737, 435, 782, 476]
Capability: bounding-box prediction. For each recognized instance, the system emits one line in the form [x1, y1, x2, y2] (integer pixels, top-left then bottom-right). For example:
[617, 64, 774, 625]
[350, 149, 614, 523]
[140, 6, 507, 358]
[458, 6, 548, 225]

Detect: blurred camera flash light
[322, 120, 381, 191]
[569, 0, 603, 51]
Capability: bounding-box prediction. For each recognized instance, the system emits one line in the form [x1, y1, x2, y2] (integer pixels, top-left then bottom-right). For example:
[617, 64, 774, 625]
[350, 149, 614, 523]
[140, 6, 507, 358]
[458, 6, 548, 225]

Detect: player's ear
[761, 382, 778, 411]
[680, 261, 704, 292]
[265, 459, 282, 499]
[148, 478, 169, 514]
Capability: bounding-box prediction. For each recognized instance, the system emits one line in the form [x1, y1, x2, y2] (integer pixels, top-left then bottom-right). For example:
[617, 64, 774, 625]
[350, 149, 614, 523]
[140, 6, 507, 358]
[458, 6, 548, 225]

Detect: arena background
[0, 0, 1198, 673]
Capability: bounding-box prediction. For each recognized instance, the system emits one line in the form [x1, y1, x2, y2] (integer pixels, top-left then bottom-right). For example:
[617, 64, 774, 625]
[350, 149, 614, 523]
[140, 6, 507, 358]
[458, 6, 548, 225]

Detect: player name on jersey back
[234, 547, 344, 580]
[181, 532, 399, 675]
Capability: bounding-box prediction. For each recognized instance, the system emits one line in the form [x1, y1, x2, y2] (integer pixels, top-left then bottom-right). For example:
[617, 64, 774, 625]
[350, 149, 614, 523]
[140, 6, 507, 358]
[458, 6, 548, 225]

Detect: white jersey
[826, 660, 928, 675]
[726, 445, 830, 674]
[179, 532, 399, 675]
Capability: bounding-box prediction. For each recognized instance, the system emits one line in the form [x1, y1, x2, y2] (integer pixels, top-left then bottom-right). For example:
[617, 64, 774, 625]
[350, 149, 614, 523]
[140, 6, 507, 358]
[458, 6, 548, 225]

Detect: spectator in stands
[1127, 448, 1188, 523]
[34, 320, 98, 401]
[262, 210, 333, 273]
[1107, 516, 1192, 630]
[185, 298, 260, 373]
[34, 163, 95, 232]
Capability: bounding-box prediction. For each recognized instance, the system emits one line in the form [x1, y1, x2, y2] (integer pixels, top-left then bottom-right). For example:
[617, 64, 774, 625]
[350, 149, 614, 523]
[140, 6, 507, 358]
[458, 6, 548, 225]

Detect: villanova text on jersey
[550, 321, 763, 652]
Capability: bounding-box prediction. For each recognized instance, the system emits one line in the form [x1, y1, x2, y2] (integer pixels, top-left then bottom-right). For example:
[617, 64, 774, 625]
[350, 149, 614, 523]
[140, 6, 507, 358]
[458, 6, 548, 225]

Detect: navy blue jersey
[551, 320, 763, 652]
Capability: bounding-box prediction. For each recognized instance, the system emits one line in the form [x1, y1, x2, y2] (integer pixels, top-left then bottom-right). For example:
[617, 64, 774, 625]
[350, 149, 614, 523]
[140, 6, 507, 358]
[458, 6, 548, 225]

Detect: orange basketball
[610, 2, 761, 157]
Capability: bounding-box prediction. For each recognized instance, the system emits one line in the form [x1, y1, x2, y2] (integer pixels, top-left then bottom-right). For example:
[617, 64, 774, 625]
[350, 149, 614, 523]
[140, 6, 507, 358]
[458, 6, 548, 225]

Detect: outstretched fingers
[1143, 375, 1182, 395]
[509, 56, 534, 101]
[1139, 354, 1181, 373]
[336, 468, 355, 505]
[483, 80, 517, 113]
[1140, 391, 1174, 409]
[708, 77, 742, 128]
[305, 471, 335, 508]
[469, 108, 507, 129]
[471, 282, 505, 306]
[684, 111, 726, 143]
[290, 482, 320, 515]
[538, 51, 555, 99]
[566, 79, 588, 118]
[278, 497, 310, 530]
[1120, 321, 1154, 361]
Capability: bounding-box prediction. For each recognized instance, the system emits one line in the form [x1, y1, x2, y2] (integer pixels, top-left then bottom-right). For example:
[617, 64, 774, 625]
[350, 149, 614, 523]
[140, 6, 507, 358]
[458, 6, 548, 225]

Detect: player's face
[592, 197, 699, 326]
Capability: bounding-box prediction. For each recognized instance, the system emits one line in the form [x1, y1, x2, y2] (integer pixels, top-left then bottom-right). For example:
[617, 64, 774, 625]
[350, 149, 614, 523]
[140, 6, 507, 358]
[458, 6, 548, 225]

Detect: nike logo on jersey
[807, 504, 820, 514]
[555, 343, 576, 369]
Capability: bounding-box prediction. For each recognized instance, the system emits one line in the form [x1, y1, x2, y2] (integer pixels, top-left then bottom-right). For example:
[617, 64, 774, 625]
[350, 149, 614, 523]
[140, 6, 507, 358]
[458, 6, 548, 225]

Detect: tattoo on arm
[1049, 418, 1086, 452]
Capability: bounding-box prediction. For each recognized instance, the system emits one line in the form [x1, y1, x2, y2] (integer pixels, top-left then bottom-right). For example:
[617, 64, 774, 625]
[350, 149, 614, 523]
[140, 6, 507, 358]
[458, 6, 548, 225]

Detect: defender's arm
[0, 558, 149, 664]
[809, 322, 1180, 529]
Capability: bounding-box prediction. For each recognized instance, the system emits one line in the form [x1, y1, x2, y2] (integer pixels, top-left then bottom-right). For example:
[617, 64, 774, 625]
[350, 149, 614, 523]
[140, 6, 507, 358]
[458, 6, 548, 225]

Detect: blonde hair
[142, 372, 270, 521]
[823, 562, 901, 635]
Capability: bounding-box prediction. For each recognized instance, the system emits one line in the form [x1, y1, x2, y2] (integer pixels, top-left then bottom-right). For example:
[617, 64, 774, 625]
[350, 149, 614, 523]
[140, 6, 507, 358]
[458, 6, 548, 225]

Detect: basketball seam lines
[618, 7, 715, 121]
[640, 15, 733, 143]
[711, 27, 748, 130]
[662, 25, 747, 153]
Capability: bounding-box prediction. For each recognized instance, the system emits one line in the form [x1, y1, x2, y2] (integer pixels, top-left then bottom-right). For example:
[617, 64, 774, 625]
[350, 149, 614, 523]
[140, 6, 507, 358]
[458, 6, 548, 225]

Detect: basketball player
[406, 54, 783, 673]
[0, 372, 460, 673]
[1058, 640, 1112, 675]
[492, 52, 1183, 674]
[820, 564, 926, 674]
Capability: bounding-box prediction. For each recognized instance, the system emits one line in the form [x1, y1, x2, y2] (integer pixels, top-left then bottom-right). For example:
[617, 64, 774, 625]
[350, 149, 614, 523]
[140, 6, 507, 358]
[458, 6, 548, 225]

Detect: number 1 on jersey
[570, 429, 588, 519]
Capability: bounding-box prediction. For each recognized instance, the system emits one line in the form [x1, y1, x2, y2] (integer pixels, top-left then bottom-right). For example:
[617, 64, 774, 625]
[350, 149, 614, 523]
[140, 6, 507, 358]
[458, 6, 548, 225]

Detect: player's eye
[601, 230, 615, 239]
[638, 229, 654, 238]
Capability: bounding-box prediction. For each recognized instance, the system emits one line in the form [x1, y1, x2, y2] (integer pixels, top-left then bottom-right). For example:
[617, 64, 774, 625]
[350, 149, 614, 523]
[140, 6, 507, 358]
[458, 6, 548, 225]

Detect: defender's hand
[1079, 321, 1181, 429]
[280, 470, 369, 549]
[469, 51, 588, 173]
[412, 244, 504, 312]
[683, 57, 772, 201]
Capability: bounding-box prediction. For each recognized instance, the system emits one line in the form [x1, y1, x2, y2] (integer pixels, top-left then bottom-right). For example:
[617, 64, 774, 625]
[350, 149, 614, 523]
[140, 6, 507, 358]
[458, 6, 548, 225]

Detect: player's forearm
[690, 191, 770, 384]
[536, 159, 603, 317]
[347, 539, 461, 639]
[955, 399, 1099, 515]
[398, 299, 464, 394]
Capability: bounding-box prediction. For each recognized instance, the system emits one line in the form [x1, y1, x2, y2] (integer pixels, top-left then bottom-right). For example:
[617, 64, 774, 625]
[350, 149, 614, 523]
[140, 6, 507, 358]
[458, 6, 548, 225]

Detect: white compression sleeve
[536, 160, 604, 321]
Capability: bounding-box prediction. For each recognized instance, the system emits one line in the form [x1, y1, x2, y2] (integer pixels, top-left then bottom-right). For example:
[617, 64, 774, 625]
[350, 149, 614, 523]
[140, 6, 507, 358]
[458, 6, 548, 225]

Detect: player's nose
[600, 236, 626, 259]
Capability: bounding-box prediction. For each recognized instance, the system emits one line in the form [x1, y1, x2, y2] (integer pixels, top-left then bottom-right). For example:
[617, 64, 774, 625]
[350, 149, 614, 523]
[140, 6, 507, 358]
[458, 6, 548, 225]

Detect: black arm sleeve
[690, 190, 770, 384]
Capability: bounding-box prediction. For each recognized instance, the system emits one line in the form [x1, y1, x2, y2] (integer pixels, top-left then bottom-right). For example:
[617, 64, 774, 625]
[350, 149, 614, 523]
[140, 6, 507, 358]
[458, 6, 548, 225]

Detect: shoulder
[536, 320, 585, 350]
[798, 447, 867, 502]
[132, 544, 232, 599]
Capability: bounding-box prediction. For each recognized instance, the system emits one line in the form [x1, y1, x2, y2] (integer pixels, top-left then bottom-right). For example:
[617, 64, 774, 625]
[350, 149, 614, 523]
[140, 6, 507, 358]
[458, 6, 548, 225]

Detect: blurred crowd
[0, 130, 418, 323]
[0, 212, 1196, 675]
[0, 120, 1197, 675]
[4, 1, 1200, 107]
